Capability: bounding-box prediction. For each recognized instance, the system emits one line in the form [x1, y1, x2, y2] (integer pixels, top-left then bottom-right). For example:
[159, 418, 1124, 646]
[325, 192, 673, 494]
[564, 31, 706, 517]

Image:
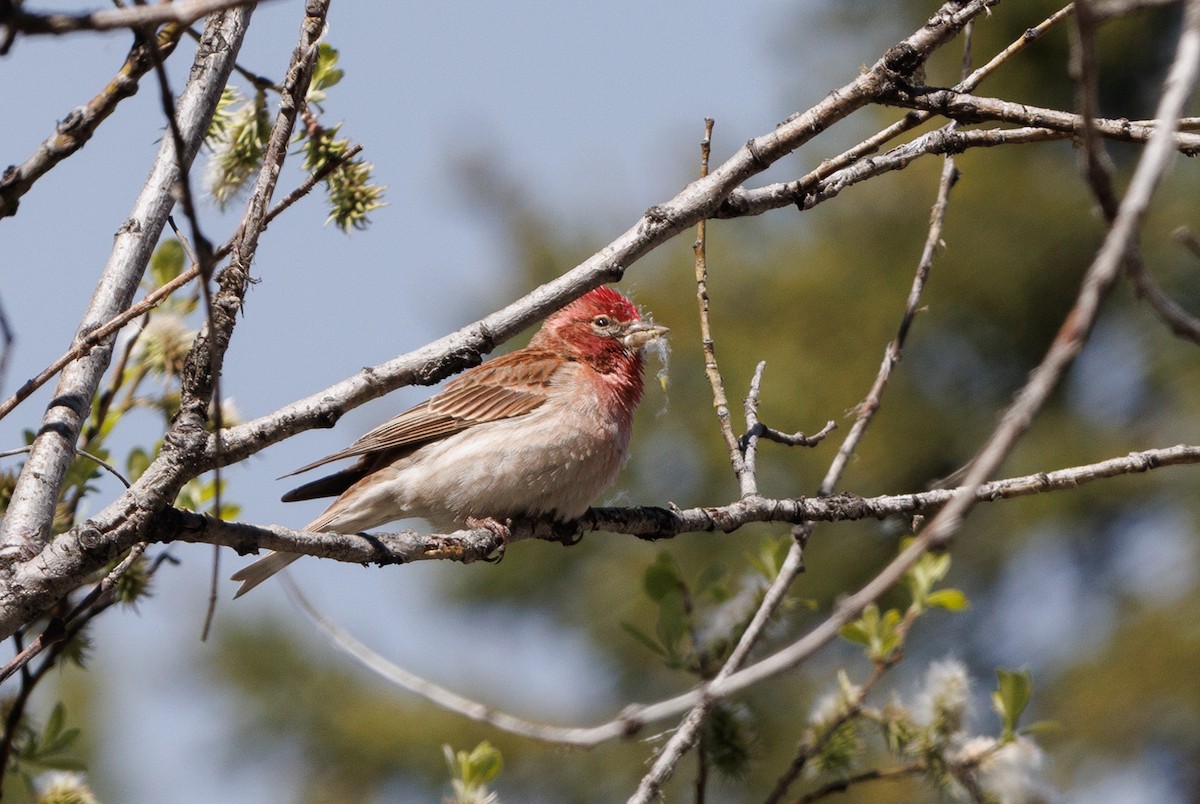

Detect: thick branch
[0, 8, 255, 641]
[0, 8, 253, 566]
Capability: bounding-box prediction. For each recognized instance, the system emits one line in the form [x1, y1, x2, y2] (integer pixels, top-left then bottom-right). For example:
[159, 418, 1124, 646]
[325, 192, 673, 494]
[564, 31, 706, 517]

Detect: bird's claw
[467, 516, 511, 563]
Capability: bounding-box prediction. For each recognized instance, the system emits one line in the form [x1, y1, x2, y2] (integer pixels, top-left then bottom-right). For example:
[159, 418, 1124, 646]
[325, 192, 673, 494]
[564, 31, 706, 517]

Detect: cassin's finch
[232, 286, 668, 596]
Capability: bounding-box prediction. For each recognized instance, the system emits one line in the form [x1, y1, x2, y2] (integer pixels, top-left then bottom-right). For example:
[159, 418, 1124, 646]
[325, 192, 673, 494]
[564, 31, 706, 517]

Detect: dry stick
[881, 85, 1200, 153]
[720, 118, 1191, 221]
[1126, 260, 1200, 342]
[740, 362, 837, 489]
[0, 143, 364, 426]
[689, 136, 725, 799]
[797, 762, 928, 804]
[1075, 2, 1200, 345]
[280, 575, 606, 745]
[0, 445, 129, 488]
[178, 444, 1200, 562]
[183, 3, 330, 640]
[0, 292, 12, 397]
[692, 118, 749, 496]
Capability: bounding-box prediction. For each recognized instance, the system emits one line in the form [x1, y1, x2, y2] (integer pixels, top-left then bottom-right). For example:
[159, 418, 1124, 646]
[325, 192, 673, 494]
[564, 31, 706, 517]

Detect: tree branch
[0, 8, 257, 643]
[0, 24, 185, 219]
[881, 85, 1200, 153]
[0, 0, 256, 38]
[0, 8, 253, 567]
[178, 445, 1200, 564]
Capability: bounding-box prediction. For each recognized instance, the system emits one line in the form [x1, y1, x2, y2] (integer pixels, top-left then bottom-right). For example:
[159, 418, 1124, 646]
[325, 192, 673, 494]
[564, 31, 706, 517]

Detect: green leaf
[993, 667, 1033, 742]
[655, 589, 687, 656]
[748, 535, 791, 579]
[839, 621, 872, 647]
[620, 622, 667, 658]
[643, 552, 682, 601]
[694, 563, 726, 597]
[44, 702, 65, 742]
[310, 43, 345, 98]
[149, 239, 185, 287]
[463, 740, 502, 785]
[126, 447, 151, 482]
[924, 588, 970, 612]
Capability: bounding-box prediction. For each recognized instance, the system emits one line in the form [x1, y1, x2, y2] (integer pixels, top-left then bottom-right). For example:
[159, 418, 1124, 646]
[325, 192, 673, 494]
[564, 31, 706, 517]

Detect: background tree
[1, 0, 1198, 802]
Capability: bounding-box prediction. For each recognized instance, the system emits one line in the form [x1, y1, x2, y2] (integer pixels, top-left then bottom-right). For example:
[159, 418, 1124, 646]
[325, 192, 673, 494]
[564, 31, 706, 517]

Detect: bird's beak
[622, 321, 670, 350]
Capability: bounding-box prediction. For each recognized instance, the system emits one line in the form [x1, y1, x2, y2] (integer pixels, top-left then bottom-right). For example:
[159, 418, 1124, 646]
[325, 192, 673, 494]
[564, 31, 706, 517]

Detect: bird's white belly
[387, 392, 630, 530]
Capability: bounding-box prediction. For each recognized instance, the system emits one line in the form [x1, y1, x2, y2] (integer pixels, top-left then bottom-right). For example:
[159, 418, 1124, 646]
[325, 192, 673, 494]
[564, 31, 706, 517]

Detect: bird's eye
[593, 315, 611, 328]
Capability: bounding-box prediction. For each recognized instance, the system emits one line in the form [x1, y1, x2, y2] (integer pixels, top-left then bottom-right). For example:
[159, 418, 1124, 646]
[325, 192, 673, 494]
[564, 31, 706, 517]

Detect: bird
[231, 285, 668, 597]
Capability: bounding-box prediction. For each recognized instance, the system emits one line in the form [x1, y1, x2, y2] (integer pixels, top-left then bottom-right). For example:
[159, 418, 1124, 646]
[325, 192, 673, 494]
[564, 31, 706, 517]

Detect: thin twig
[282, 574, 621, 745]
[766, 661, 893, 803]
[796, 762, 927, 803]
[0, 142, 362, 426]
[0, 23, 185, 215]
[692, 118, 749, 495]
[880, 87, 1200, 154]
[0, 542, 148, 686]
[0, 291, 13, 397]
[721, 4, 1075, 222]
[1, 0, 255, 37]
[631, 21, 977, 797]
[740, 365, 837, 489]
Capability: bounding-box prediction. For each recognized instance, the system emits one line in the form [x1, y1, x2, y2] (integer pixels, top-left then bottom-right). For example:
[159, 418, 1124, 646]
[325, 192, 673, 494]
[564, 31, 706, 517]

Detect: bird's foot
[551, 519, 585, 547]
[466, 516, 511, 563]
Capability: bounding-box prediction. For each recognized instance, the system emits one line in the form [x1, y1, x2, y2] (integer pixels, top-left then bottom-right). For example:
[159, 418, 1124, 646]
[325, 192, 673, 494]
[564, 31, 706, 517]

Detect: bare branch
[882, 86, 1200, 153]
[0, 8, 254, 565]
[0, 24, 185, 219]
[180, 442, 1193, 752]
[692, 118, 751, 494]
[719, 4, 1076, 219]
[175, 445, 1200, 568]
[1, 0, 256, 38]
[635, 61, 970, 795]
[0, 142, 364, 425]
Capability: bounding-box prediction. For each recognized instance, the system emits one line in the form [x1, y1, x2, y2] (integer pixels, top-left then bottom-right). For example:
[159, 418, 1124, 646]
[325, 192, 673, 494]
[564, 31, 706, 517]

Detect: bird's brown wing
[281, 348, 562, 479]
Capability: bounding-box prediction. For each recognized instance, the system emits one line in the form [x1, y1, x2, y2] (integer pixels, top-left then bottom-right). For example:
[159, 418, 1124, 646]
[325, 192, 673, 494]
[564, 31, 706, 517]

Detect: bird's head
[530, 287, 669, 373]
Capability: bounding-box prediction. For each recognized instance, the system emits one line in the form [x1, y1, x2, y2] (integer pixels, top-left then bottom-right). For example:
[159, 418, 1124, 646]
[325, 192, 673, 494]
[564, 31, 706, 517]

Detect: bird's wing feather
[281, 349, 563, 477]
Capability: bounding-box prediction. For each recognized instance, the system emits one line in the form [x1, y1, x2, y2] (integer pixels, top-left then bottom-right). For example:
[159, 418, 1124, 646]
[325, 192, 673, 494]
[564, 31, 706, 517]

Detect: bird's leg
[466, 516, 512, 563]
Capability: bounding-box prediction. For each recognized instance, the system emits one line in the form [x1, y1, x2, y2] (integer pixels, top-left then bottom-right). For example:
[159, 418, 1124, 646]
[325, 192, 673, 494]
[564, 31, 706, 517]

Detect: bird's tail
[230, 551, 302, 598]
